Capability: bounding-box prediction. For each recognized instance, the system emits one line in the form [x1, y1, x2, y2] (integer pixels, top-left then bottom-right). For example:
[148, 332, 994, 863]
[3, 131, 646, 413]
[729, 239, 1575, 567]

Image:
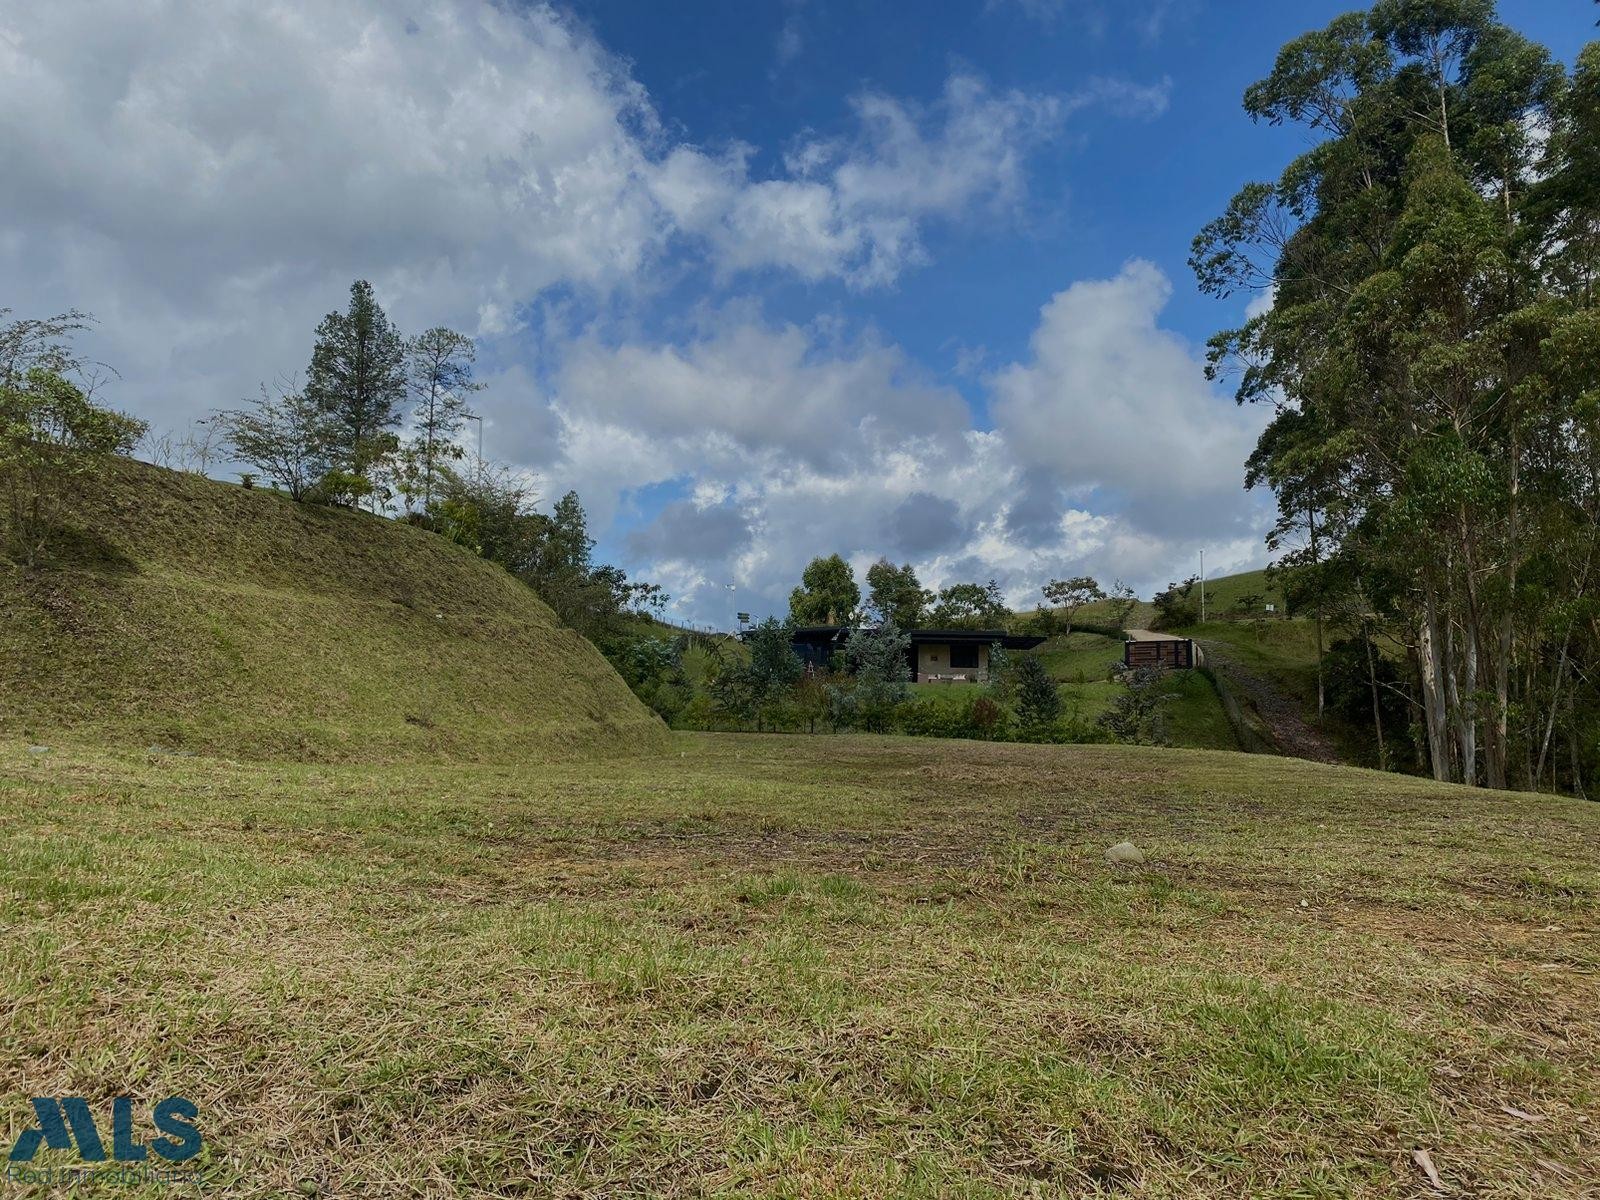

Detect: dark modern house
[788, 626, 1047, 683]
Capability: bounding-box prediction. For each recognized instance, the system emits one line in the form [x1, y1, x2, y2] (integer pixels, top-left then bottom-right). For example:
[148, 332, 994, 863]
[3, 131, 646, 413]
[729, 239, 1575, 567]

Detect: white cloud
[0, 0, 1256, 622]
[0, 0, 673, 433]
[548, 264, 1271, 624]
[987, 259, 1268, 537]
[653, 74, 1063, 289]
[0, 0, 1127, 435]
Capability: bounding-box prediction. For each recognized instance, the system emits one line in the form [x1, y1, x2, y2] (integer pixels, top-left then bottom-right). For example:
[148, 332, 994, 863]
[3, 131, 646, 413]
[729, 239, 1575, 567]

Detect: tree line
[0, 287, 666, 653]
[786, 553, 1138, 635]
[1193, 0, 1600, 794]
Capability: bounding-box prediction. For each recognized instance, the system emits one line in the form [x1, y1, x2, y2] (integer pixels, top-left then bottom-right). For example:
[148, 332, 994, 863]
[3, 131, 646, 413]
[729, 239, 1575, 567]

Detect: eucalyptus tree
[1194, 1, 1594, 791]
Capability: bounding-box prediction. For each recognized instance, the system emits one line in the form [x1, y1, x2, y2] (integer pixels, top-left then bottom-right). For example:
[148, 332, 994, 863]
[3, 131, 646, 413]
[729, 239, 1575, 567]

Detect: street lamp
[463, 413, 484, 481]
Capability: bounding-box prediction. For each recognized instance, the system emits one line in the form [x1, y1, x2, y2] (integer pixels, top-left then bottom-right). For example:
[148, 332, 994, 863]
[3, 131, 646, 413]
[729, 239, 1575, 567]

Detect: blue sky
[3, 1, 1593, 624]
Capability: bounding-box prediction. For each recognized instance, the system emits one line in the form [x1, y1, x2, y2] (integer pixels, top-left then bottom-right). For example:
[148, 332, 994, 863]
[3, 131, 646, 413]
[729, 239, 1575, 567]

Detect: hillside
[0, 458, 666, 761]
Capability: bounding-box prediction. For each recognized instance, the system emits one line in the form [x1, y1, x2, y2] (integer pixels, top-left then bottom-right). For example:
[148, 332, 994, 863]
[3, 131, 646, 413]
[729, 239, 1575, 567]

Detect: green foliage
[895, 690, 1010, 740]
[1, 309, 147, 566]
[427, 471, 662, 645]
[789, 554, 860, 625]
[986, 641, 1014, 699]
[1041, 575, 1105, 634]
[830, 622, 910, 732]
[1152, 576, 1200, 630]
[406, 326, 481, 510]
[218, 382, 334, 501]
[1013, 655, 1062, 733]
[1193, 4, 1600, 793]
[307, 280, 407, 479]
[865, 558, 930, 628]
[616, 635, 694, 725]
[928, 579, 1010, 629]
[1098, 666, 1171, 745]
[1324, 636, 1416, 767]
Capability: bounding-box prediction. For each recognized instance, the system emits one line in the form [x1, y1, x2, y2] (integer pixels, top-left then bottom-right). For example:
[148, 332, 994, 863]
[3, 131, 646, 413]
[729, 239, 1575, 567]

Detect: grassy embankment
[0, 458, 665, 762]
[1, 735, 1596, 1197]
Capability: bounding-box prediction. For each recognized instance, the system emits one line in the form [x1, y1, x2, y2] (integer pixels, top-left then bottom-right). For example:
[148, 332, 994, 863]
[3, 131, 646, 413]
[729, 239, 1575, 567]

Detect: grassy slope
[1043, 632, 1237, 751]
[0, 459, 665, 761]
[1192, 567, 1285, 619]
[1, 734, 1595, 1197]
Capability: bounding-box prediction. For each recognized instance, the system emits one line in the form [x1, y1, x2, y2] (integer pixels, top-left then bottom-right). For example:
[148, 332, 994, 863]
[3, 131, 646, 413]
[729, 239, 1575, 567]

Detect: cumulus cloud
[1, 0, 1264, 623]
[0, 0, 670, 434]
[652, 74, 1062, 289]
[987, 259, 1268, 539]
[0, 0, 1156, 437]
[546, 264, 1271, 624]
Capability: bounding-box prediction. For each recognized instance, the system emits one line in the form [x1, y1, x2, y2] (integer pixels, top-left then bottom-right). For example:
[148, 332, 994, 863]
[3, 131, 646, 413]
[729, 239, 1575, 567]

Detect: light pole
[464, 413, 483, 482]
[1200, 549, 1206, 623]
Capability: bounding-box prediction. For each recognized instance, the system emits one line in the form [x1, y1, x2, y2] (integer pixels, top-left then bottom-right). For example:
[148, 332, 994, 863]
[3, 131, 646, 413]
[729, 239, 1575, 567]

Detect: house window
[949, 644, 979, 669]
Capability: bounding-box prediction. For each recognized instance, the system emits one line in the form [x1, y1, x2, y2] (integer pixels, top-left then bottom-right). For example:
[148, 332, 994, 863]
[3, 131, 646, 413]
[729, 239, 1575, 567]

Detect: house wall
[916, 643, 989, 681]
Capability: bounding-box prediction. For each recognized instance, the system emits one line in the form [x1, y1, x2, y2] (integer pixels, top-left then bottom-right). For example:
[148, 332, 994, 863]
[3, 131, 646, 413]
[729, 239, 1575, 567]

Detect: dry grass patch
[0, 733, 1596, 1197]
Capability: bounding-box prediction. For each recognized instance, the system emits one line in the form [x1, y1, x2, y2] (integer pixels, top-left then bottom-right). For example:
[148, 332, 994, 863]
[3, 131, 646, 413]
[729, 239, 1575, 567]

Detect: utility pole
[1200, 549, 1206, 623]
[464, 413, 484, 483]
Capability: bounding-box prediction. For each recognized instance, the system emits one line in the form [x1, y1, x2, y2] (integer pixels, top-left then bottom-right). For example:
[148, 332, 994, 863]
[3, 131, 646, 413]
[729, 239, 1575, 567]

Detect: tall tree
[406, 327, 482, 509]
[1041, 576, 1105, 635]
[1193, 2, 1593, 791]
[865, 558, 930, 628]
[306, 280, 406, 478]
[789, 554, 861, 625]
[929, 580, 1010, 629]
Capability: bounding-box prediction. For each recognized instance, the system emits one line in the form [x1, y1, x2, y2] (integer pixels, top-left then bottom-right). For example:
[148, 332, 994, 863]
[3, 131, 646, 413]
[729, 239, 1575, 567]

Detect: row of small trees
[218, 280, 481, 510]
[788, 554, 1138, 635]
[670, 617, 1110, 742]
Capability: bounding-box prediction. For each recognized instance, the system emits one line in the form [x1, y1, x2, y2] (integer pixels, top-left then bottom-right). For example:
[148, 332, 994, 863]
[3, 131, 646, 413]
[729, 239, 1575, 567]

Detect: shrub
[1014, 656, 1062, 733]
[1098, 665, 1170, 744]
[2, 368, 146, 566]
[894, 691, 1014, 741]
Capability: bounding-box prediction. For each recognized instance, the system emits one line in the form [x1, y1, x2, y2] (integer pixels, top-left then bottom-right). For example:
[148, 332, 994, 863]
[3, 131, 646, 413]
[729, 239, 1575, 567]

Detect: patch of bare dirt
[1198, 638, 1342, 764]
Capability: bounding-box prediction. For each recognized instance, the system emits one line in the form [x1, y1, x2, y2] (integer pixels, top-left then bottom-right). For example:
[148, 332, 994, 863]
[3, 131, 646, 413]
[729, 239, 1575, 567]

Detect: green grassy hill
[0, 458, 667, 761]
[1193, 567, 1285, 619]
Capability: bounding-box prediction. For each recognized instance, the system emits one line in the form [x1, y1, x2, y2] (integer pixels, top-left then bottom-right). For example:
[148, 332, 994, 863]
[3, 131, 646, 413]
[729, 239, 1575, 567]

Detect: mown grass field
[3, 733, 1596, 1198]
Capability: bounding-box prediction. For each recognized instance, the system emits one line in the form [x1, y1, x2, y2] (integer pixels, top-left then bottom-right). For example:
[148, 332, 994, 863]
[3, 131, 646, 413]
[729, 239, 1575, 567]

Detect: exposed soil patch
[1199, 637, 1342, 764]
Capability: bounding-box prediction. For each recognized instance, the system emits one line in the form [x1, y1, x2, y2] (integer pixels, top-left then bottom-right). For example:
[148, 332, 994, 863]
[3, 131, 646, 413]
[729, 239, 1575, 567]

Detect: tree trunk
[1364, 626, 1388, 770]
[1419, 589, 1452, 782]
[1449, 619, 1477, 786]
[1310, 505, 1325, 721]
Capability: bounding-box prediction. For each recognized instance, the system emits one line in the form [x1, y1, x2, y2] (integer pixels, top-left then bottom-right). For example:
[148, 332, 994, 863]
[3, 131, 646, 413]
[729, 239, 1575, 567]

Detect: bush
[2, 367, 146, 565]
[1098, 665, 1170, 744]
[1014, 656, 1062, 733]
[895, 692, 1012, 740]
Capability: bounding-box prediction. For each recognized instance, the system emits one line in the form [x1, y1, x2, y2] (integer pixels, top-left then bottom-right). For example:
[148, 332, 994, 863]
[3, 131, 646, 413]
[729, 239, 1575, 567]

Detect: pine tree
[1014, 656, 1061, 734]
[306, 280, 406, 477]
